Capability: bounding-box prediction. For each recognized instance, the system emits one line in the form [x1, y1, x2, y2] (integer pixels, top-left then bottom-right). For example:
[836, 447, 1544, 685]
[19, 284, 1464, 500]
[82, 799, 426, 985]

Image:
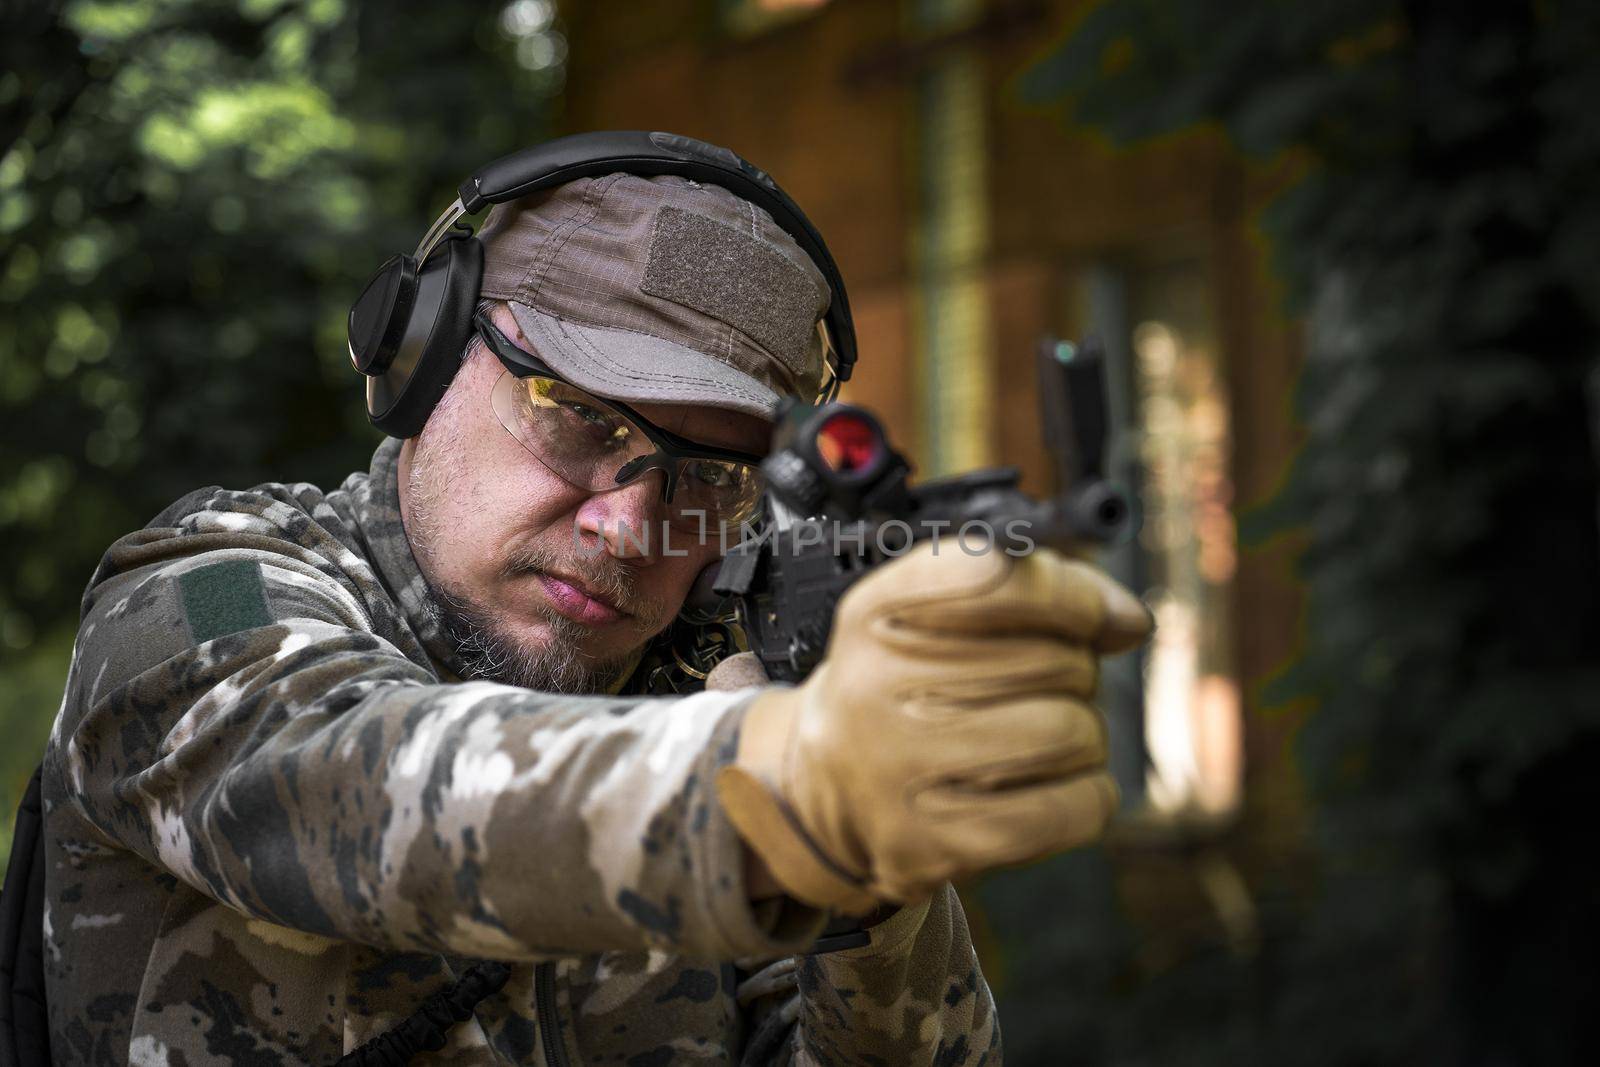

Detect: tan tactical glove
[716, 543, 1153, 915]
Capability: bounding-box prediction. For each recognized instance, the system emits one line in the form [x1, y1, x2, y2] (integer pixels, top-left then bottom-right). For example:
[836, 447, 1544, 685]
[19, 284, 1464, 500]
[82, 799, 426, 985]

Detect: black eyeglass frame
[474, 311, 768, 511]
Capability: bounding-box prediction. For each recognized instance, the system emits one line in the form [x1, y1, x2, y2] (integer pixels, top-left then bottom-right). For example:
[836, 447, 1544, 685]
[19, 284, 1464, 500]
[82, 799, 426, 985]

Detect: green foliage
[0, 0, 556, 869]
[998, 1, 1600, 1061]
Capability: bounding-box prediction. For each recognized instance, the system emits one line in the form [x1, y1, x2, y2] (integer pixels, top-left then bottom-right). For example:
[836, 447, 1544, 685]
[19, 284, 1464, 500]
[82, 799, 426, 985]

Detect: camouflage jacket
[40, 438, 1000, 1066]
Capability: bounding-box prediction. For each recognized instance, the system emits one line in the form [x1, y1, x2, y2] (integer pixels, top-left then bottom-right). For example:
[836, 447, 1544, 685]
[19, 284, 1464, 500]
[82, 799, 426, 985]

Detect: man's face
[397, 301, 770, 692]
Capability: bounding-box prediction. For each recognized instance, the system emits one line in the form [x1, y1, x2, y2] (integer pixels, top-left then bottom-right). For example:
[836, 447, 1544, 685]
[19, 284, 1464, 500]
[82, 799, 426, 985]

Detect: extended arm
[47, 492, 826, 964]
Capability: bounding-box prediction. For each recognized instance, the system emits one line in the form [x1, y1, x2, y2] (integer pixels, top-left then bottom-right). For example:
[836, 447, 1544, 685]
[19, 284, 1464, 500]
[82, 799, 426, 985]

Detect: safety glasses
[476, 312, 766, 533]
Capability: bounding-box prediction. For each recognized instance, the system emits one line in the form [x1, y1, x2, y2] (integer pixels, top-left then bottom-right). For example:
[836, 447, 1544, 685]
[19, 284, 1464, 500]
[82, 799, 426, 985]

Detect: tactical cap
[476, 172, 831, 419]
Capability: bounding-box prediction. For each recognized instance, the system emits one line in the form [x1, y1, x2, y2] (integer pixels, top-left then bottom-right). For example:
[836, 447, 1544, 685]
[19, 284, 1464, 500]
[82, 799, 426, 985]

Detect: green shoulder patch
[180, 559, 274, 643]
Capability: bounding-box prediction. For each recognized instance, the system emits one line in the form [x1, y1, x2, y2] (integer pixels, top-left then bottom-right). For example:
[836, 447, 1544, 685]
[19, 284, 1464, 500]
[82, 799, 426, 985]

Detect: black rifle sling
[0, 765, 50, 1067]
[333, 960, 511, 1066]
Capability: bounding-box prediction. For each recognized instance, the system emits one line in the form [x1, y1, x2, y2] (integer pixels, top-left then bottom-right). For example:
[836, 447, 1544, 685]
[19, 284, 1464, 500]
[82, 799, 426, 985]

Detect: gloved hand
[716, 543, 1153, 915]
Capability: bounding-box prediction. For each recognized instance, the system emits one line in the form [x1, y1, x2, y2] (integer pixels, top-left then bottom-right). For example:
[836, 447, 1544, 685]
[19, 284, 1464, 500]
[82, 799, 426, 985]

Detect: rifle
[700, 335, 1134, 684]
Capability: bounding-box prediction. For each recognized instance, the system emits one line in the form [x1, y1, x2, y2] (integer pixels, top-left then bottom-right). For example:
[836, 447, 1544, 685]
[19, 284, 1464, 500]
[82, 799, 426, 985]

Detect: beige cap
[476, 172, 831, 419]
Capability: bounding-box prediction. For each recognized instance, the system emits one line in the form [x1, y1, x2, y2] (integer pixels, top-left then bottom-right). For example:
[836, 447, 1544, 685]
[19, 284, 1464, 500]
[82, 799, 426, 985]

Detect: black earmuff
[348, 130, 858, 439]
[354, 235, 483, 439]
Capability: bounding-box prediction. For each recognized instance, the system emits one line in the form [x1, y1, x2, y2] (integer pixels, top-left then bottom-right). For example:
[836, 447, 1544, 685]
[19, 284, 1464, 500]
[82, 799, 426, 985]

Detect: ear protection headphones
[347, 130, 858, 439]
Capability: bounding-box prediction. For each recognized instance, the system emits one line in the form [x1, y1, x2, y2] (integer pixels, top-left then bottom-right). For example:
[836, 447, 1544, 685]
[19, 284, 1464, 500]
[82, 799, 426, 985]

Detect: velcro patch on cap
[640, 206, 824, 370]
[179, 559, 273, 643]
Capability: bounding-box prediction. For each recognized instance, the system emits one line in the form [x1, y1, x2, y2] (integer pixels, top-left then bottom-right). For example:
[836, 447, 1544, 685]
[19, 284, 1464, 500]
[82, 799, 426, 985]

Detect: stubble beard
[428, 576, 648, 695]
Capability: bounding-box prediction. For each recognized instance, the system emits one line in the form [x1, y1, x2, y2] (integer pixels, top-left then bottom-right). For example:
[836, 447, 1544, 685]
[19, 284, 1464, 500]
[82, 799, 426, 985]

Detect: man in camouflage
[41, 170, 1151, 1064]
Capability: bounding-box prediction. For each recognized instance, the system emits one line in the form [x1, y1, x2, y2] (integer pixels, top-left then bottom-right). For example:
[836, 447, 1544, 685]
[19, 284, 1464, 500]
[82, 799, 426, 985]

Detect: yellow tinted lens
[492, 372, 650, 488]
[492, 372, 765, 529]
[668, 459, 763, 531]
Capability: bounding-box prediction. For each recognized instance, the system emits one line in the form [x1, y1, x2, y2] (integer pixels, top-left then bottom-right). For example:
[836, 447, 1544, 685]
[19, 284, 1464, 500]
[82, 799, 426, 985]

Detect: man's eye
[559, 400, 623, 438]
[565, 402, 607, 425]
[688, 461, 735, 488]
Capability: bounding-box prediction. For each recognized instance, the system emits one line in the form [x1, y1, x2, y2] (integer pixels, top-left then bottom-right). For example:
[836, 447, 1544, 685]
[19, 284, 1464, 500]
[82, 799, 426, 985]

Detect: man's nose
[574, 474, 670, 561]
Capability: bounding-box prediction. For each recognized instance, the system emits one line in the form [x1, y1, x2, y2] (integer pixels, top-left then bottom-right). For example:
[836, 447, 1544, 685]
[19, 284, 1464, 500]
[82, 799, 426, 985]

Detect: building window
[1131, 315, 1241, 817]
[1087, 259, 1242, 821]
[908, 0, 993, 475]
[717, 0, 832, 37]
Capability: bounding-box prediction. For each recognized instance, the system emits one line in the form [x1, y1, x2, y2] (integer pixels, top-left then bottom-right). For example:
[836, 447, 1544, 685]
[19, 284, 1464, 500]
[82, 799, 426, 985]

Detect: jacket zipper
[535, 961, 569, 1067]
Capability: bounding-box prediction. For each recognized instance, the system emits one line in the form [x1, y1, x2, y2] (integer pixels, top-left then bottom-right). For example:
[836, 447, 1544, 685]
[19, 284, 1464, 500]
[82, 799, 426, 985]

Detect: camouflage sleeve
[788, 885, 1000, 1066]
[48, 503, 828, 965]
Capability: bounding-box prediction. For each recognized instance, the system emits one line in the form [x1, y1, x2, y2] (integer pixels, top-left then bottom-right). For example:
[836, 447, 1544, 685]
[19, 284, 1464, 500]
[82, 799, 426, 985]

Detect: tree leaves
[999, 1, 1600, 1059]
[0, 0, 557, 859]
[0, 0, 554, 641]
